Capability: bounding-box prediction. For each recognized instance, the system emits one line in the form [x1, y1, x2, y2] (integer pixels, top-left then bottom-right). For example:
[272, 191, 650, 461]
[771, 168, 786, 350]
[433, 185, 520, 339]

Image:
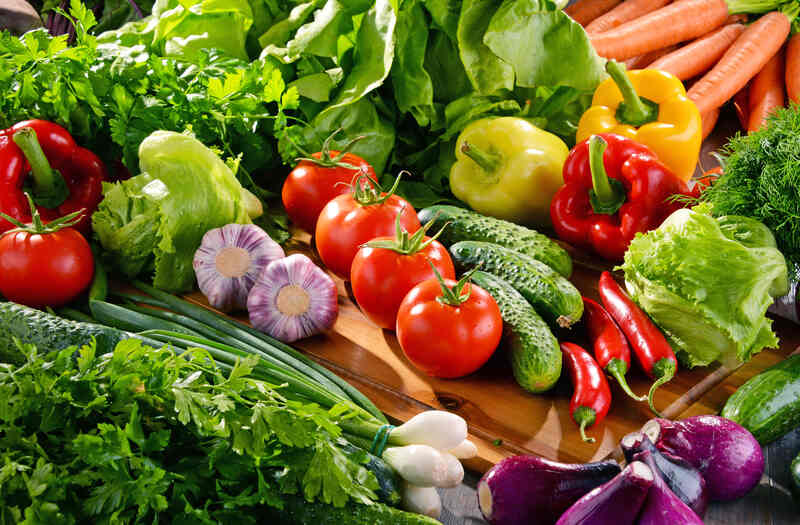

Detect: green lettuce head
[92, 130, 262, 292]
[620, 206, 789, 368]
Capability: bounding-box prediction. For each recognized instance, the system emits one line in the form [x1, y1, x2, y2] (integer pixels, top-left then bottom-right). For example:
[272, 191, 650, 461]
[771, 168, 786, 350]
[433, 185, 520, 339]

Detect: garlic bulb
[247, 253, 338, 342]
[193, 224, 284, 312]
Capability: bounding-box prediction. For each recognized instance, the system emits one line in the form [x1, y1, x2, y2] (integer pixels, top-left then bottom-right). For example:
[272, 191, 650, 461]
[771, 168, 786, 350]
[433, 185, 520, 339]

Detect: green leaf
[391, 1, 435, 126]
[457, 0, 514, 94]
[483, 0, 606, 91]
[286, 0, 356, 60]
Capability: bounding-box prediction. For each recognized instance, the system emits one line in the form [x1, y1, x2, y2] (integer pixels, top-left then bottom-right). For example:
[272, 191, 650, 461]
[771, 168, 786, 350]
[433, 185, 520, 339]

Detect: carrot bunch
[565, 0, 800, 135]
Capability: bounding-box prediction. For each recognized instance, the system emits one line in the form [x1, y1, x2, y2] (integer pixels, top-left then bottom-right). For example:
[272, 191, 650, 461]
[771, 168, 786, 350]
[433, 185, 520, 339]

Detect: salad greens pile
[0, 338, 380, 523]
[620, 206, 789, 368]
[1, 0, 607, 215]
[92, 131, 264, 292]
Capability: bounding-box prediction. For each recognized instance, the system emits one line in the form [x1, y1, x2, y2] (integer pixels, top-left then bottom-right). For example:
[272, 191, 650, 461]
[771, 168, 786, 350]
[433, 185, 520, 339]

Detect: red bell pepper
[550, 133, 692, 261]
[0, 120, 106, 234]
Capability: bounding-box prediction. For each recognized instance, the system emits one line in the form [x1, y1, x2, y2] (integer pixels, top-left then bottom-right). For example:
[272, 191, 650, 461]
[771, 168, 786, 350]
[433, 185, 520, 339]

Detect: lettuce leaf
[620, 208, 789, 368]
[93, 131, 261, 292]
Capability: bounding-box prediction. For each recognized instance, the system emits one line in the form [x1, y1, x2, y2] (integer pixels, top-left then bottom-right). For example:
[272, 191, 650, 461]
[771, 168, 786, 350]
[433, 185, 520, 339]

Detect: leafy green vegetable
[620, 207, 789, 368]
[483, 0, 606, 91]
[0, 337, 382, 522]
[457, 0, 513, 95]
[702, 104, 800, 272]
[92, 130, 262, 292]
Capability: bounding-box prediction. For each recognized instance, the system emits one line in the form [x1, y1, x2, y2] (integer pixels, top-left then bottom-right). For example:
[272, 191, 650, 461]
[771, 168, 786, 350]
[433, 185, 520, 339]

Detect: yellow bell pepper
[450, 117, 568, 226]
[576, 61, 702, 182]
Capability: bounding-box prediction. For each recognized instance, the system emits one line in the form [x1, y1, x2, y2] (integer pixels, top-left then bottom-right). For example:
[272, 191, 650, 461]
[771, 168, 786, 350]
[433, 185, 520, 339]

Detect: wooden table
[437, 427, 800, 525]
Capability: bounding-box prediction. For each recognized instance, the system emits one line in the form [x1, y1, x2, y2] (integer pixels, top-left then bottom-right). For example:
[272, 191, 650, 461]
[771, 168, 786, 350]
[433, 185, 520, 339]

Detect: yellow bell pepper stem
[460, 142, 501, 178]
[588, 135, 625, 215]
[605, 61, 658, 127]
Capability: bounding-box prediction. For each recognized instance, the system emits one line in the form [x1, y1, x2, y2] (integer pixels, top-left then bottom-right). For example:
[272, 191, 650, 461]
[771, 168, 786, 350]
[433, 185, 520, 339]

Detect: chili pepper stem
[573, 406, 597, 443]
[460, 142, 501, 178]
[647, 358, 677, 416]
[588, 135, 626, 215]
[605, 61, 659, 127]
[12, 128, 69, 209]
[606, 358, 647, 402]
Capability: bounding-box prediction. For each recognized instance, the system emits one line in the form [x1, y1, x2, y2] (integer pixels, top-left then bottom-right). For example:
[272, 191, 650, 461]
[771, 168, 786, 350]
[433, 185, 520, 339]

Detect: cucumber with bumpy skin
[450, 241, 583, 327]
[472, 271, 562, 392]
[721, 354, 800, 444]
[418, 205, 572, 277]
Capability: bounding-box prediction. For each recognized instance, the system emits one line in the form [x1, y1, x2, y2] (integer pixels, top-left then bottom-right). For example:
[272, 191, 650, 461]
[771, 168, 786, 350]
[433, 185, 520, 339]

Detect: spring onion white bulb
[449, 439, 478, 459]
[391, 410, 468, 450]
[193, 224, 284, 312]
[247, 254, 338, 342]
[401, 482, 441, 519]
[383, 445, 449, 487]
[439, 451, 465, 488]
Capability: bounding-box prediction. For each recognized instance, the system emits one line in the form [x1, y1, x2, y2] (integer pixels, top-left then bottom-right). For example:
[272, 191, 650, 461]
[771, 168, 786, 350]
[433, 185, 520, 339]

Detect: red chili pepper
[583, 297, 646, 403]
[550, 133, 693, 261]
[597, 271, 677, 416]
[0, 120, 106, 234]
[561, 342, 612, 444]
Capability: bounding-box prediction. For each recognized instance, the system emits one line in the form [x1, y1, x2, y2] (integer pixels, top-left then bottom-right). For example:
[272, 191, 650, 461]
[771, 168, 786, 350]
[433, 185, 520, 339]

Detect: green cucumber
[471, 271, 562, 392]
[418, 205, 572, 277]
[449, 241, 583, 327]
[721, 354, 800, 444]
[0, 301, 134, 363]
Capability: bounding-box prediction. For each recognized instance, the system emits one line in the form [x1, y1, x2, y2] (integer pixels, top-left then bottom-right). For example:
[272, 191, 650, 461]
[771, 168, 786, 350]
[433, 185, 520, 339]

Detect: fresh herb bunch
[702, 104, 800, 273]
[0, 339, 380, 523]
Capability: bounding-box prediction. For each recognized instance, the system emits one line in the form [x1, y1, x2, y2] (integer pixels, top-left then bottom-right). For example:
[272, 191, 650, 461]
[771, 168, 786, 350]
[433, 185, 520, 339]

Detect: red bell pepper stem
[460, 141, 501, 175]
[588, 135, 626, 215]
[561, 342, 612, 444]
[597, 272, 677, 416]
[12, 127, 67, 207]
[605, 60, 658, 127]
[583, 297, 646, 402]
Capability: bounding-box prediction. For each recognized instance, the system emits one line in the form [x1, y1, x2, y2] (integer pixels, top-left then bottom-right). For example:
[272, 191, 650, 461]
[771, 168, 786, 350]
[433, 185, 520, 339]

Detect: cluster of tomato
[282, 145, 502, 379]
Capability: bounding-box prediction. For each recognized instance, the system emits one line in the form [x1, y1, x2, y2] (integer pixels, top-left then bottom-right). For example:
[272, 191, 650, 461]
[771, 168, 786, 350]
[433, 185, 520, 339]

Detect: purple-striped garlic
[247, 253, 338, 342]
[193, 224, 284, 312]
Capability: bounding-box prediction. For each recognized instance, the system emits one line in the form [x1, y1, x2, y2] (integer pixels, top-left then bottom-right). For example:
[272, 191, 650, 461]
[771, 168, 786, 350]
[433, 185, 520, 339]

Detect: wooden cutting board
[184, 226, 800, 474]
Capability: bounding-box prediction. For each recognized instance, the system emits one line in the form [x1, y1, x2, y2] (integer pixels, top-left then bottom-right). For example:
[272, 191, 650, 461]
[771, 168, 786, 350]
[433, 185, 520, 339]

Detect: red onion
[247, 253, 338, 342]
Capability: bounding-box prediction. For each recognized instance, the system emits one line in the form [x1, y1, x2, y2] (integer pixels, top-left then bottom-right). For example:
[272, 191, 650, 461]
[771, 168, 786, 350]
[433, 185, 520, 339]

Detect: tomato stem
[429, 260, 478, 307]
[351, 171, 404, 207]
[0, 193, 84, 235]
[363, 209, 449, 255]
[294, 127, 366, 170]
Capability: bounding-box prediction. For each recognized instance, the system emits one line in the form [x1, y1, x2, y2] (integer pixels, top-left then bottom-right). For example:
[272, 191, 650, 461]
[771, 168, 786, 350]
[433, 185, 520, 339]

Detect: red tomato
[0, 227, 93, 308]
[351, 237, 455, 330]
[396, 277, 503, 378]
[315, 193, 421, 280]
[282, 152, 376, 234]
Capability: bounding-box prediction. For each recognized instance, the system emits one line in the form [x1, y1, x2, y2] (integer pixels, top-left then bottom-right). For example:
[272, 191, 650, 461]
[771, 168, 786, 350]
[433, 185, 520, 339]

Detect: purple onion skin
[634, 450, 704, 525]
[247, 254, 338, 343]
[555, 461, 653, 525]
[193, 224, 284, 312]
[620, 432, 708, 517]
[477, 455, 621, 525]
[643, 416, 764, 501]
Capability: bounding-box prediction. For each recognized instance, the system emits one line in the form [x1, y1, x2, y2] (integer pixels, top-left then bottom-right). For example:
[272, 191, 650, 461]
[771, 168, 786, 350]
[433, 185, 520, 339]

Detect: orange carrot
[649, 23, 746, 80]
[787, 32, 800, 104]
[688, 11, 792, 115]
[701, 107, 720, 140]
[586, 0, 670, 35]
[723, 14, 748, 24]
[590, 0, 729, 60]
[624, 45, 679, 70]
[733, 84, 750, 129]
[747, 47, 786, 132]
[566, 0, 623, 26]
